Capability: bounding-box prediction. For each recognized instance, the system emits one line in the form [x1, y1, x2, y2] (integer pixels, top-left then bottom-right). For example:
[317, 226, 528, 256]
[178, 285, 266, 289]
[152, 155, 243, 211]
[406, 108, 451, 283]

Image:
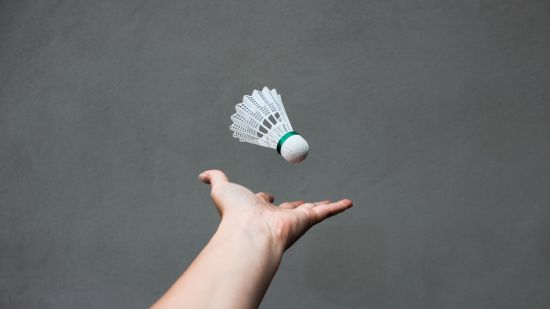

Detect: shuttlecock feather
[230, 87, 309, 163]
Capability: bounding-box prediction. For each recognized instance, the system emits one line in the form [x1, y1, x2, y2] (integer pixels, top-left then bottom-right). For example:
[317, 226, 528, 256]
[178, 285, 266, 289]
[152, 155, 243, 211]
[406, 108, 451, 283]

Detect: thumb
[198, 169, 229, 187]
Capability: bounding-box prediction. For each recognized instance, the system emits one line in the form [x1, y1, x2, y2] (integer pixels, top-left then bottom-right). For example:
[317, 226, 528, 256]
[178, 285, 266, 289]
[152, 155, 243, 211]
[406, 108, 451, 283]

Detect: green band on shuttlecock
[277, 131, 299, 154]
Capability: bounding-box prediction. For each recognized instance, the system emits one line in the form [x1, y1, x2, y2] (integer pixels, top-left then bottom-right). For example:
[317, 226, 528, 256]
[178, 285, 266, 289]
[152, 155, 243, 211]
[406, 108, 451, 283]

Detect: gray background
[1, 0, 549, 308]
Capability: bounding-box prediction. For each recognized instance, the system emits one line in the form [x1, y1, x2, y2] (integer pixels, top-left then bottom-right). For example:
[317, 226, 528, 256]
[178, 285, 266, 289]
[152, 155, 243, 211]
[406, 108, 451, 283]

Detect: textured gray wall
[1, 1, 550, 308]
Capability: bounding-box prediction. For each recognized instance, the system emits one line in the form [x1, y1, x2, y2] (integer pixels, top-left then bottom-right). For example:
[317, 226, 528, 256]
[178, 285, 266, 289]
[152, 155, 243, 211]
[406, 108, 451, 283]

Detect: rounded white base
[280, 134, 309, 163]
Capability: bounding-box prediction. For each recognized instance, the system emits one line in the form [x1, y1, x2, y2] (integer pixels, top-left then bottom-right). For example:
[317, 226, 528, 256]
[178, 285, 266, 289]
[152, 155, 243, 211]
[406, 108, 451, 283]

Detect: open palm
[199, 170, 353, 250]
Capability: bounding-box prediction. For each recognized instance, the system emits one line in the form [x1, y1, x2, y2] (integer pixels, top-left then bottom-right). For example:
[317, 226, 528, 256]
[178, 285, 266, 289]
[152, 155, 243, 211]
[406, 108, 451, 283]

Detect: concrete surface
[1, 0, 549, 308]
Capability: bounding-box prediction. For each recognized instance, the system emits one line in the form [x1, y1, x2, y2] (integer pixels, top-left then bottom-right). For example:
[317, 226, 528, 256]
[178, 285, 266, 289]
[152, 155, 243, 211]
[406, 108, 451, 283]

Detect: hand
[199, 170, 353, 251]
[151, 169, 354, 309]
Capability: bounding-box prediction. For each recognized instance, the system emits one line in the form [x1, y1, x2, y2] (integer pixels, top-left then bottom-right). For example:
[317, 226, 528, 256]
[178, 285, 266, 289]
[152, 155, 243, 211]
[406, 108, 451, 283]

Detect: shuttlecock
[230, 87, 309, 163]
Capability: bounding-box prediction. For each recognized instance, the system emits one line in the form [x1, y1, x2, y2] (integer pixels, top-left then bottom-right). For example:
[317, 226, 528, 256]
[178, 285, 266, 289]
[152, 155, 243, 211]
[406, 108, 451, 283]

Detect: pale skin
[151, 169, 353, 309]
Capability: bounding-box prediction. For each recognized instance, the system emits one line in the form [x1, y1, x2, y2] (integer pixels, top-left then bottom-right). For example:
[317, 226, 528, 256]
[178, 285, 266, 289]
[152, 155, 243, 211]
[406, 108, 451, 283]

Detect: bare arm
[151, 170, 353, 309]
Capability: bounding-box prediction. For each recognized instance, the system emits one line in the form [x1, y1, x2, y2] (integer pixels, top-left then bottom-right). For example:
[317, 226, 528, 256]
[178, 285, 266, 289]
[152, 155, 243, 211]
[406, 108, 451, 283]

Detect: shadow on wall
[294, 224, 387, 306]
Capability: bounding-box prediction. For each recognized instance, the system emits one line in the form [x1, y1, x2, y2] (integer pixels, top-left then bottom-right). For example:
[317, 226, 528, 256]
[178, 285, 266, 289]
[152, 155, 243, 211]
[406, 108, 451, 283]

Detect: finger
[279, 200, 305, 209]
[310, 199, 353, 225]
[299, 200, 330, 209]
[313, 200, 331, 206]
[198, 170, 229, 186]
[256, 192, 275, 203]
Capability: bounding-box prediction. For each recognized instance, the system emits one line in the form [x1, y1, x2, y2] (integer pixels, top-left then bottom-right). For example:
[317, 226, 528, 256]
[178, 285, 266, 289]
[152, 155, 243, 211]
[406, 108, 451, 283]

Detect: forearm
[151, 218, 284, 309]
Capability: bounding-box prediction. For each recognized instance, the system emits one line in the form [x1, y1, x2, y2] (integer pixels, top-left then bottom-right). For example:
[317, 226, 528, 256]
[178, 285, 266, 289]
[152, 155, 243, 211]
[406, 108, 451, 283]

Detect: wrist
[217, 214, 286, 257]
